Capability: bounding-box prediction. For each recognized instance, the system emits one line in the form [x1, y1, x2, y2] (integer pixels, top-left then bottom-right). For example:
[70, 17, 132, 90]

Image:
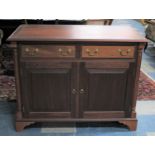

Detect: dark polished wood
[16, 122, 35, 132]
[7, 25, 147, 131]
[82, 46, 135, 58]
[21, 45, 75, 58]
[79, 61, 133, 118]
[119, 120, 137, 131]
[8, 25, 147, 42]
[20, 61, 75, 119]
[85, 19, 113, 25]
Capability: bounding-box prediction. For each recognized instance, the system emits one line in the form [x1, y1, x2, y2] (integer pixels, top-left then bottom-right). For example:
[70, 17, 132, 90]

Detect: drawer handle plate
[59, 48, 72, 56]
[24, 48, 39, 56]
[86, 48, 99, 56]
[117, 49, 131, 56]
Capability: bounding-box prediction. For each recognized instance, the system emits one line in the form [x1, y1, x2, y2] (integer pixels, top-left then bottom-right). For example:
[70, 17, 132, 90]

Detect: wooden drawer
[82, 46, 135, 58]
[21, 45, 76, 58]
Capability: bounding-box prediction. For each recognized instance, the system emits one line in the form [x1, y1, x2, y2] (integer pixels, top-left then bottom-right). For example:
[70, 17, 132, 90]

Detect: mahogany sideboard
[7, 25, 147, 131]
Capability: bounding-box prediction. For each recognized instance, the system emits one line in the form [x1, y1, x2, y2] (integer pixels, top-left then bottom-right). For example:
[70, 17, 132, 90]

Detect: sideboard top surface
[8, 24, 147, 43]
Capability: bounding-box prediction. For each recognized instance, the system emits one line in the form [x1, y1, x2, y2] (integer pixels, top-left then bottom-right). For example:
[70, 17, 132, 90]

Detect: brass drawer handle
[59, 48, 72, 56]
[24, 48, 39, 56]
[117, 48, 131, 56]
[86, 48, 99, 56]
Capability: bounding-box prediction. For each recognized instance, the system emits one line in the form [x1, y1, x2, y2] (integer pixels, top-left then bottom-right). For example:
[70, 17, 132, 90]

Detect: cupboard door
[79, 61, 135, 119]
[20, 61, 76, 119]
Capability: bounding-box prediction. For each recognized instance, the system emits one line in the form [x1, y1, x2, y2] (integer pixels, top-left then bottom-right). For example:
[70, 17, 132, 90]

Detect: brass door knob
[72, 89, 77, 94]
[80, 89, 85, 94]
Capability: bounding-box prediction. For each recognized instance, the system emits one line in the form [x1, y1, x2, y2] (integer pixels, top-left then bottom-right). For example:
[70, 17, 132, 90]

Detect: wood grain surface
[8, 25, 147, 42]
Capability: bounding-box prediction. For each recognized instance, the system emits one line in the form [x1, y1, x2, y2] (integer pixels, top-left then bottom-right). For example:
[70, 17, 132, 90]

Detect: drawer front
[21, 45, 76, 58]
[82, 46, 135, 58]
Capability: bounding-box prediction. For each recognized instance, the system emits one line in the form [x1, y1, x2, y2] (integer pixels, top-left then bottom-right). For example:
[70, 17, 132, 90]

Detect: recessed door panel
[79, 61, 135, 118]
[20, 61, 76, 119]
